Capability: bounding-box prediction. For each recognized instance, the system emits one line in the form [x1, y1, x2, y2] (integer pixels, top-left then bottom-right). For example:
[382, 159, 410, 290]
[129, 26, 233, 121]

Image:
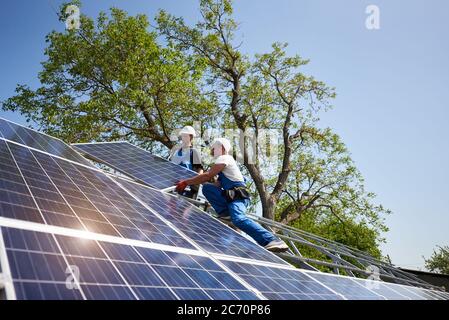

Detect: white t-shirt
[214, 155, 244, 182]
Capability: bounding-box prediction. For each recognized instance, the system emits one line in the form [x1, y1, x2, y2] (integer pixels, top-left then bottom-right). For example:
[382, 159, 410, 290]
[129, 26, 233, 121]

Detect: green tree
[2, 2, 216, 150]
[425, 246, 449, 274]
[2, 0, 390, 256]
[157, 1, 335, 220]
[156, 0, 389, 252]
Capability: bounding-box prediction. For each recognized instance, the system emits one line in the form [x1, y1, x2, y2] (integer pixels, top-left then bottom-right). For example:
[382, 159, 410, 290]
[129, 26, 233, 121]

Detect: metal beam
[158, 180, 438, 291]
[254, 215, 434, 288]
[276, 253, 441, 291]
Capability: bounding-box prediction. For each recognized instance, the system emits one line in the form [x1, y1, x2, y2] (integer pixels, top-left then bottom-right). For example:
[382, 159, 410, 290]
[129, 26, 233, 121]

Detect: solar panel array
[73, 142, 197, 189]
[2, 227, 258, 300]
[0, 118, 92, 166]
[0, 139, 193, 249]
[0, 117, 447, 300]
[115, 177, 287, 265]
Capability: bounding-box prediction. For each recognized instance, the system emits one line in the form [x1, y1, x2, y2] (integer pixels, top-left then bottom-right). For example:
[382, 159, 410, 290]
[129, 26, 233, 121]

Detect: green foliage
[2, 0, 391, 258]
[2, 3, 216, 147]
[157, 0, 390, 257]
[273, 127, 390, 254]
[425, 246, 449, 274]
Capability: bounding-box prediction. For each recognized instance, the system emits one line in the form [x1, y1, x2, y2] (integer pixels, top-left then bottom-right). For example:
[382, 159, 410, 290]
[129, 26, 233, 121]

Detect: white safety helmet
[211, 138, 232, 154]
[178, 126, 196, 137]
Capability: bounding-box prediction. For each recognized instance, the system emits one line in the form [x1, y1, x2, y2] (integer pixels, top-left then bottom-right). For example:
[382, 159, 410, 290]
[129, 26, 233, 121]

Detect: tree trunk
[261, 195, 276, 220]
[227, 72, 279, 221]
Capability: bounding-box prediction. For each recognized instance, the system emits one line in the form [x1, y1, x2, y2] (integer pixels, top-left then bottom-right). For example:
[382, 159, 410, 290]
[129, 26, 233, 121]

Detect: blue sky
[1, 0, 448, 269]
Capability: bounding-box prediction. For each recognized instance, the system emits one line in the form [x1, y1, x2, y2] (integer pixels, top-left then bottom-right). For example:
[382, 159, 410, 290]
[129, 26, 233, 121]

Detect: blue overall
[202, 172, 277, 246]
[177, 148, 193, 170]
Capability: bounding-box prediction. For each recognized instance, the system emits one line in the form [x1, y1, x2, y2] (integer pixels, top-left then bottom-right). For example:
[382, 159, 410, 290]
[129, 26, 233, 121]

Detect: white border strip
[0, 217, 207, 258]
[212, 253, 297, 270]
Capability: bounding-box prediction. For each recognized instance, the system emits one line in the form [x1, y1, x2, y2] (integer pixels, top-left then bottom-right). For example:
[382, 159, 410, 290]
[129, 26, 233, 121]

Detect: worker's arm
[185, 163, 225, 185]
[175, 163, 225, 192]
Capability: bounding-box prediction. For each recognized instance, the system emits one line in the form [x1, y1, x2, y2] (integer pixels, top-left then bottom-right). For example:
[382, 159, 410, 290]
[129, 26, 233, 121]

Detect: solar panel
[425, 288, 449, 300]
[303, 272, 447, 300]
[0, 139, 194, 249]
[351, 278, 447, 300]
[0, 226, 260, 300]
[348, 278, 411, 300]
[304, 271, 384, 300]
[0, 139, 289, 266]
[0, 119, 447, 300]
[73, 142, 197, 189]
[398, 284, 446, 300]
[222, 261, 448, 300]
[115, 177, 289, 265]
[309, 272, 449, 300]
[0, 118, 91, 166]
[222, 260, 343, 300]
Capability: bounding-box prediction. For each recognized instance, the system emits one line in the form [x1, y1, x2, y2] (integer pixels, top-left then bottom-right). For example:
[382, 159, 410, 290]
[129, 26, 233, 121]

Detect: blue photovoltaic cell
[0, 140, 194, 249]
[348, 278, 410, 300]
[304, 272, 384, 300]
[378, 283, 424, 300]
[223, 261, 343, 300]
[0, 118, 92, 166]
[1, 227, 259, 300]
[116, 177, 289, 265]
[397, 284, 445, 300]
[352, 279, 445, 300]
[73, 142, 197, 189]
[347, 278, 447, 300]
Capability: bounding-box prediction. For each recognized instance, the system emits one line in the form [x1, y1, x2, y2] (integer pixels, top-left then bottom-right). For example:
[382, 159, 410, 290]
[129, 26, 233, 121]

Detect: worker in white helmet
[175, 138, 289, 252]
[169, 126, 203, 198]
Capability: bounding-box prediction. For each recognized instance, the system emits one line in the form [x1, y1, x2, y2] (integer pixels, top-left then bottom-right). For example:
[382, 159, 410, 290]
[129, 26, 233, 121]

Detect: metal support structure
[254, 215, 440, 290]
[175, 196, 441, 291]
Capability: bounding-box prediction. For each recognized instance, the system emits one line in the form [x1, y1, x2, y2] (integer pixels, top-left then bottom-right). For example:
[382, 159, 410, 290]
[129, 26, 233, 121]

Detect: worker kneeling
[175, 138, 288, 252]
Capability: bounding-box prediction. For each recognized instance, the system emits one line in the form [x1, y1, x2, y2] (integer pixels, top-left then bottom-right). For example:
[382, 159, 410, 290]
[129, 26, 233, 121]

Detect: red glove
[175, 180, 188, 193]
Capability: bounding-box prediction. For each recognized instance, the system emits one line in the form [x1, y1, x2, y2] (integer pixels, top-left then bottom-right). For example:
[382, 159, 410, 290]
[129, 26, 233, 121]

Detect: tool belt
[223, 186, 250, 203]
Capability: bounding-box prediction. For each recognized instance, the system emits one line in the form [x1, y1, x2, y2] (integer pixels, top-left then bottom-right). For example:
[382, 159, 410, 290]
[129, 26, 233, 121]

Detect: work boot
[264, 240, 289, 252]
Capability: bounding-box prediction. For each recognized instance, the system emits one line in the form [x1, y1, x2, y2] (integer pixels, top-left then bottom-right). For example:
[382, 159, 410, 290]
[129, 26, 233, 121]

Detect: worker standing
[169, 126, 203, 198]
[175, 138, 289, 252]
